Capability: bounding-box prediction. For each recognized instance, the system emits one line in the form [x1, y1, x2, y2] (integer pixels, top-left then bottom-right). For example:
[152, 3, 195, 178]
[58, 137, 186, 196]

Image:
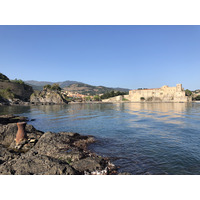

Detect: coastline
[0, 114, 118, 175]
[0, 100, 198, 107]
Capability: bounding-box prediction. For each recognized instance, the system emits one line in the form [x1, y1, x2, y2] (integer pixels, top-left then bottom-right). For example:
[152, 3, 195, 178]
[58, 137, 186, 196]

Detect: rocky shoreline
[0, 114, 118, 175]
[0, 101, 113, 106]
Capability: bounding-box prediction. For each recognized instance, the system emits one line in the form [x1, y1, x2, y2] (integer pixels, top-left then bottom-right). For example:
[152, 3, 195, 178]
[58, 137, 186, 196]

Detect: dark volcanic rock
[0, 114, 28, 125]
[0, 153, 76, 175]
[71, 157, 102, 172]
[0, 144, 19, 163]
[0, 123, 18, 146]
[0, 115, 117, 175]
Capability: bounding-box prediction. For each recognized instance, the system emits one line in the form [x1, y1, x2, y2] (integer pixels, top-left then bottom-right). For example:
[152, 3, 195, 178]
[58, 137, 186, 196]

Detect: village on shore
[0, 72, 200, 175]
[1, 72, 200, 106]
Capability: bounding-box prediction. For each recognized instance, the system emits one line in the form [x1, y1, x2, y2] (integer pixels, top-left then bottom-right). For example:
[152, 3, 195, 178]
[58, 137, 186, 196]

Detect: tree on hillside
[0, 73, 9, 81]
[12, 79, 24, 84]
[185, 89, 192, 96]
[93, 95, 100, 101]
[85, 96, 91, 101]
[51, 83, 61, 91]
[100, 90, 128, 99]
[110, 90, 115, 97]
[43, 84, 52, 90]
[194, 95, 200, 101]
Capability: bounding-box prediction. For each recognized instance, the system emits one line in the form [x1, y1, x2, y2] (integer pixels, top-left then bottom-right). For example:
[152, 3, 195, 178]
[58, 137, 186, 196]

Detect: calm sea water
[1, 102, 200, 175]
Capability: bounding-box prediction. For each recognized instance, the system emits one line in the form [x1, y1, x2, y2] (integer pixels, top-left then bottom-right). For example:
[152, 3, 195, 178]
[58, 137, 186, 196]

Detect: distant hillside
[25, 80, 82, 91]
[63, 83, 129, 95]
[25, 80, 130, 95]
[112, 87, 130, 92]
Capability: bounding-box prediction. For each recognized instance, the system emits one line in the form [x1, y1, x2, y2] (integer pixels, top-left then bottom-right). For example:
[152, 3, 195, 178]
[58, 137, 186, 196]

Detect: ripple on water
[1, 102, 200, 174]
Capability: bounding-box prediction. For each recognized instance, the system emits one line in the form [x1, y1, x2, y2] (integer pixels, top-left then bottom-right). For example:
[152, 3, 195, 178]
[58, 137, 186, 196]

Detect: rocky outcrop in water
[0, 115, 117, 175]
[30, 89, 68, 105]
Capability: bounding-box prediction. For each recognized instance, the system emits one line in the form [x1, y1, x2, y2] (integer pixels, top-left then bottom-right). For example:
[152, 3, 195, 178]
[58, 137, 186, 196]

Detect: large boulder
[28, 131, 95, 163]
[30, 90, 68, 105]
[0, 144, 19, 164]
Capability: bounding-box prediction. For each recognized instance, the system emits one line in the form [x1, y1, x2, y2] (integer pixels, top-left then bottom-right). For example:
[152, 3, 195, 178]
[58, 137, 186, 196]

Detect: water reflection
[124, 102, 190, 113]
[122, 103, 194, 126]
[0, 105, 30, 115]
[1, 103, 200, 174]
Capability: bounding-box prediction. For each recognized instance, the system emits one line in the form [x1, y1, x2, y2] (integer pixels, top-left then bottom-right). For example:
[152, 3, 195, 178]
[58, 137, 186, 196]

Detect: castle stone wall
[127, 84, 192, 102]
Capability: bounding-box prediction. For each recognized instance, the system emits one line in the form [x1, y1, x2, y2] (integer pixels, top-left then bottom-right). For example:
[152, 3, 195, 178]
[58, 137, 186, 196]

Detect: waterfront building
[103, 84, 192, 102]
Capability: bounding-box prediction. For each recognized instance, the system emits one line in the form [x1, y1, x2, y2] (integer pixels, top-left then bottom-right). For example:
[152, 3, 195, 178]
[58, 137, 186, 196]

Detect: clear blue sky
[0, 25, 200, 90]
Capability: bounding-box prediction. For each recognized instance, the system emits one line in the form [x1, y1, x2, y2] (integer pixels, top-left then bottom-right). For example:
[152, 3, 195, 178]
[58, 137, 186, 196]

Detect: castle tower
[176, 84, 182, 92]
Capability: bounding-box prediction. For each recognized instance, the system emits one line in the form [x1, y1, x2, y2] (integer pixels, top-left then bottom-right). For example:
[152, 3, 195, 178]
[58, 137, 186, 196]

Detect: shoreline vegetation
[0, 114, 121, 175]
[0, 72, 199, 106]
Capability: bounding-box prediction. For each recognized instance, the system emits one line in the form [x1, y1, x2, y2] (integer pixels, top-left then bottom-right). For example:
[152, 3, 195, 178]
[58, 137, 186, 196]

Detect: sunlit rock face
[30, 90, 68, 105]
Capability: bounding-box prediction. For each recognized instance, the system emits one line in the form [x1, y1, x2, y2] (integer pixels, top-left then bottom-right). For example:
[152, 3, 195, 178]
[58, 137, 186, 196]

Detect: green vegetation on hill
[11, 79, 24, 84]
[185, 89, 192, 96]
[193, 95, 200, 101]
[93, 95, 101, 101]
[0, 73, 9, 81]
[0, 88, 15, 100]
[25, 80, 130, 95]
[0, 73, 25, 85]
[25, 80, 82, 91]
[43, 84, 61, 91]
[64, 83, 130, 96]
[100, 90, 128, 99]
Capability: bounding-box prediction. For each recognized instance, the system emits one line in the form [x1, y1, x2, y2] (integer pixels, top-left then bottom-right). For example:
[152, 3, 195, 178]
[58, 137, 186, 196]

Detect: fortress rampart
[102, 84, 192, 103]
[124, 84, 192, 102]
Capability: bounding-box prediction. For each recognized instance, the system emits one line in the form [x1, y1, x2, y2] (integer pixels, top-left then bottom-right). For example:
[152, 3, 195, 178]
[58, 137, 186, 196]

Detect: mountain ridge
[24, 80, 130, 95]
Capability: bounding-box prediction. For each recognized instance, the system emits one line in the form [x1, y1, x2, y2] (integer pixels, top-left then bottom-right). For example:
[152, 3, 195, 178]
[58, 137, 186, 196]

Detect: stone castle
[103, 84, 192, 103]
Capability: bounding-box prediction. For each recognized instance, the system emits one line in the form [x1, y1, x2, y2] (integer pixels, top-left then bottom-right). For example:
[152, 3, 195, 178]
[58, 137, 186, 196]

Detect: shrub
[0, 88, 15, 100]
[122, 98, 128, 101]
[93, 95, 100, 101]
[101, 91, 128, 99]
[51, 83, 61, 91]
[0, 73, 9, 81]
[185, 89, 192, 96]
[43, 84, 52, 90]
[43, 84, 61, 91]
[85, 96, 91, 101]
[194, 95, 200, 101]
[12, 79, 24, 84]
